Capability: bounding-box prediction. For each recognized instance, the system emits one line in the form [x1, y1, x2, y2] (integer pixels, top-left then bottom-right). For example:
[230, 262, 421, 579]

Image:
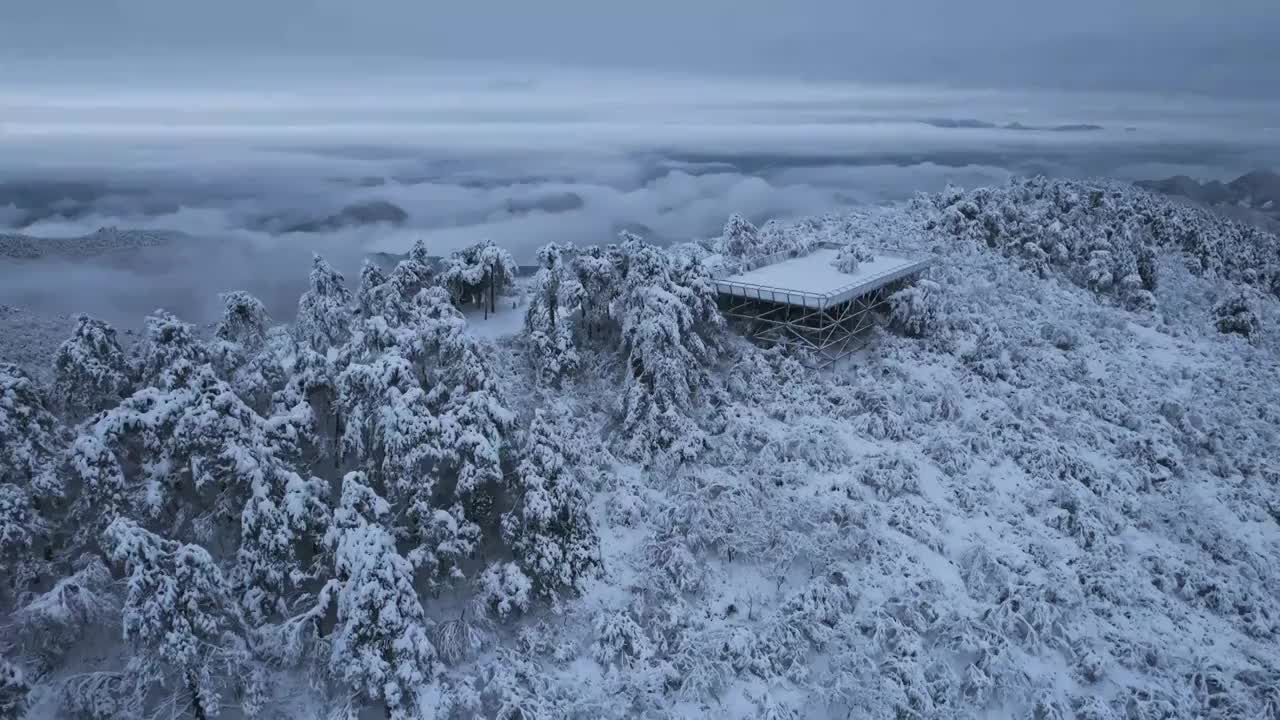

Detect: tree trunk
[186, 670, 208, 720]
[489, 269, 497, 315]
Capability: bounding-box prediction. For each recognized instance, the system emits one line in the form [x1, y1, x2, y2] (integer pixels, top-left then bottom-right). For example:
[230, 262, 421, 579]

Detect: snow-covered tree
[319, 472, 437, 718]
[356, 259, 390, 320]
[477, 561, 533, 618]
[104, 518, 250, 720]
[210, 292, 285, 414]
[525, 242, 582, 386]
[91, 366, 329, 621]
[0, 654, 29, 719]
[441, 239, 516, 318]
[295, 255, 353, 353]
[888, 279, 947, 339]
[214, 291, 270, 352]
[433, 332, 516, 538]
[571, 243, 624, 342]
[831, 242, 874, 273]
[612, 237, 723, 462]
[1214, 292, 1260, 337]
[0, 363, 65, 499]
[721, 213, 762, 261]
[502, 407, 601, 597]
[51, 314, 132, 423]
[135, 310, 208, 389]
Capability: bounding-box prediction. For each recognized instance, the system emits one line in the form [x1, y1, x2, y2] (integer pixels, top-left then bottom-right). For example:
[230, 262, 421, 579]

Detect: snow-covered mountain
[1, 178, 1278, 719]
[1137, 169, 1280, 228]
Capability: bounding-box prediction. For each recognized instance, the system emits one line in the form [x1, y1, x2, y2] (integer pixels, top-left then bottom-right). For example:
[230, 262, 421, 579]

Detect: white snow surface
[715, 246, 929, 308]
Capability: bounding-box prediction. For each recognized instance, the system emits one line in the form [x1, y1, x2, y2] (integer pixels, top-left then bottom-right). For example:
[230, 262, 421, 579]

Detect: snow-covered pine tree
[721, 213, 762, 262]
[441, 239, 516, 318]
[612, 236, 722, 462]
[502, 406, 601, 597]
[359, 239, 439, 329]
[295, 255, 353, 354]
[525, 242, 582, 386]
[50, 314, 133, 423]
[356, 259, 390, 320]
[436, 331, 515, 515]
[210, 291, 286, 414]
[104, 518, 251, 720]
[319, 472, 437, 719]
[571, 243, 624, 343]
[135, 310, 209, 389]
[90, 365, 329, 622]
[0, 363, 66, 500]
[478, 240, 517, 316]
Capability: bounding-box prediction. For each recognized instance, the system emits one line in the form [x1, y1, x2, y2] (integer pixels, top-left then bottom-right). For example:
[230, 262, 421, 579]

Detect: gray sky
[2, 0, 1277, 96]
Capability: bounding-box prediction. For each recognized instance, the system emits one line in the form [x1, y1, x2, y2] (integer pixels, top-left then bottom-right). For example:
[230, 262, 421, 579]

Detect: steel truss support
[718, 275, 919, 368]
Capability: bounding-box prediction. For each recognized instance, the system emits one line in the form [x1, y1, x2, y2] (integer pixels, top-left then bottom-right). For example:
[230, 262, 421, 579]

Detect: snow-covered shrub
[478, 562, 533, 619]
[0, 654, 29, 718]
[592, 610, 653, 670]
[295, 255, 353, 353]
[852, 452, 920, 501]
[432, 615, 484, 666]
[1213, 291, 1260, 337]
[9, 557, 115, 667]
[58, 671, 143, 720]
[831, 242, 874, 273]
[888, 279, 946, 339]
[51, 315, 133, 422]
[1039, 321, 1081, 352]
[319, 473, 437, 718]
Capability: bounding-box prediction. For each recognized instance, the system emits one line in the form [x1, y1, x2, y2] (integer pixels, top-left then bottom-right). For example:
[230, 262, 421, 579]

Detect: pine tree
[612, 238, 722, 462]
[721, 213, 762, 261]
[295, 255, 353, 354]
[524, 242, 582, 386]
[571, 243, 625, 342]
[211, 291, 285, 414]
[502, 407, 601, 597]
[356, 259, 390, 319]
[51, 314, 133, 423]
[319, 472, 437, 718]
[91, 365, 329, 621]
[0, 363, 66, 500]
[105, 518, 249, 720]
[135, 310, 208, 389]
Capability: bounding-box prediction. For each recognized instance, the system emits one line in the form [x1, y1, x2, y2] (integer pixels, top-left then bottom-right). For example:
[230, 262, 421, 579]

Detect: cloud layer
[1, 70, 1277, 329]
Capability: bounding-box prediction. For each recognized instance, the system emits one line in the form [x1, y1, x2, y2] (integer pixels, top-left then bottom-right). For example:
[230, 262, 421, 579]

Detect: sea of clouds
[1, 66, 1277, 326]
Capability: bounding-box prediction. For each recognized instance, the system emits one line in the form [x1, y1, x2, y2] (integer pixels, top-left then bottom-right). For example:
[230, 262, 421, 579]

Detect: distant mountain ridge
[1137, 169, 1280, 218]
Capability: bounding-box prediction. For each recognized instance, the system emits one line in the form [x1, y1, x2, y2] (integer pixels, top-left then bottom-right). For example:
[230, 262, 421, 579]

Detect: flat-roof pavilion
[714, 244, 931, 366]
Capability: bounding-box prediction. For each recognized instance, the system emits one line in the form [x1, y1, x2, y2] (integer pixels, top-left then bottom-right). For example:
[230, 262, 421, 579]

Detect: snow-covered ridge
[2, 177, 1278, 719]
[0, 227, 185, 261]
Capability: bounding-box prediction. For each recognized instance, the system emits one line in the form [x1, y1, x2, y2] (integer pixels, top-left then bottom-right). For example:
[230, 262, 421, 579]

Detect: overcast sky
[2, 0, 1277, 96]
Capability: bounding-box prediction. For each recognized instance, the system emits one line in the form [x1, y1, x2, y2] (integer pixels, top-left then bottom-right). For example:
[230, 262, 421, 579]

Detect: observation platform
[714, 243, 931, 367]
